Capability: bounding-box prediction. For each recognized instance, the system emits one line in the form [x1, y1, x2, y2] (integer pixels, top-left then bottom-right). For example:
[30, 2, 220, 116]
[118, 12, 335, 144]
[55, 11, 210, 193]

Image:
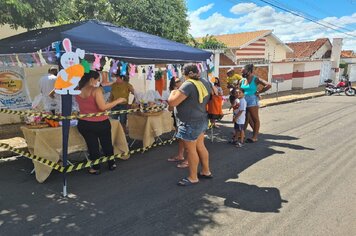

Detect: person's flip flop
[198, 173, 213, 179]
[177, 177, 199, 186]
[167, 156, 184, 162]
[177, 161, 189, 168]
[246, 138, 257, 143]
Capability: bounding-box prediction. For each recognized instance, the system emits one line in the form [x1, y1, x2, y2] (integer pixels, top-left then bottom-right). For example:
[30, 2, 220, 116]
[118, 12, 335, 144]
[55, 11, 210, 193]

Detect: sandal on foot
[88, 168, 100, 175]
[246, 138, 257, 143]
[177, 177, 199, 186]
[177, 161, 189, 168]
[198, 173, 214, 179]
[167, 156, 184, 162]
[108, 163, 117, 171]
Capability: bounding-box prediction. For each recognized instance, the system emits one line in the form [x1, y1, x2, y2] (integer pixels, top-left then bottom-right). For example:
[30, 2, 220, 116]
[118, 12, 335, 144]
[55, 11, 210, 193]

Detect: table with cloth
[21, 119, 129, 183]
[127, 111, 174, 148]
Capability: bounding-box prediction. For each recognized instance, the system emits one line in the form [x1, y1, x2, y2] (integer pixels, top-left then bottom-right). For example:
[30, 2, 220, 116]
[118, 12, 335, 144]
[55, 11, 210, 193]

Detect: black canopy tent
[0, 19, 211, 64]
[0, 20, 212, 197]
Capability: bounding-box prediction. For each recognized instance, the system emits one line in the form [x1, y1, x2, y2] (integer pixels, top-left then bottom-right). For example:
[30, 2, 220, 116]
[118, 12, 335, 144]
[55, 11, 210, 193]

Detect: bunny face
[60, 38, 84, 69]
[61, 51, 80, 69]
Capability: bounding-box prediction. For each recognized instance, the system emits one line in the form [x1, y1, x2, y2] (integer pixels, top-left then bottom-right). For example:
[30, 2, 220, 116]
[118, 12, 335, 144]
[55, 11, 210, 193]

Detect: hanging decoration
[129, 63, 136, 77]
[37, 49, 47, 66]
[120, 61, 128, 76]
[154, 69, 163, 80]
[203, 61, 208, 71]
[171, 65, 177, 77]
[32, 53, 41, 66]
[54, 38, 85, 95]
[103, 57, 112, 72]
[92, 53, 102, 70]
[15, 54, 24, 67]
[147, 66, 154, 80]
[52, 41, 61, 58]
[81, 59, 91, 73]
[9, 55, 16, 66]
[45, 46, 54, 62]
[109, 59, 119, 75]
[167, 64, 173, 79]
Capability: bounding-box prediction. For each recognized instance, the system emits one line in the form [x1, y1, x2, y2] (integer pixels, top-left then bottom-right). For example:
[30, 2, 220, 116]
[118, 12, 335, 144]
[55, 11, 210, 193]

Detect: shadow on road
[0, 123, 314, 235]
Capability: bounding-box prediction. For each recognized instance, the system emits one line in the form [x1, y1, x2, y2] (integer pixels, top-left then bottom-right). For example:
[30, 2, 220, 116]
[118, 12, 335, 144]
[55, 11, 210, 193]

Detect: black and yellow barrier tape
[0, 104, 167, 120]
[1, 137, 176, 173]
[0, 142, 64, 172]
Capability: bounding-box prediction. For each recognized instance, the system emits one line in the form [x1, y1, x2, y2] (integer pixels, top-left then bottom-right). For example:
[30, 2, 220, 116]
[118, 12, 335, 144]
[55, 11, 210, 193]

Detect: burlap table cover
[21, 119, 129, 183]
[127, 111, 174, 148]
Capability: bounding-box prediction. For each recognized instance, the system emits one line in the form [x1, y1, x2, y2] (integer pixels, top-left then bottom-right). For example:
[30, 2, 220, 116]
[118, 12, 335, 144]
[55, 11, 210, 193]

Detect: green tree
[1, 0, 190, 43]
[194, 34, 227, 50]
[0, 0, 65, 29]
[58, 0, 190, 43]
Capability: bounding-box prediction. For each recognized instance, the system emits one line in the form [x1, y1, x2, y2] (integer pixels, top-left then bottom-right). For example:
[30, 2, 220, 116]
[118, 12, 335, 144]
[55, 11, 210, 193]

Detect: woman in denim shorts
[168, 64, 213, 186]
[240, 64, 271, 143]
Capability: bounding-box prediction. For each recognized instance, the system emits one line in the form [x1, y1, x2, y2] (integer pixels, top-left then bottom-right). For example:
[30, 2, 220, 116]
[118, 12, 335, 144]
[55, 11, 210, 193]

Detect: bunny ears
[62, 38, 85, 59]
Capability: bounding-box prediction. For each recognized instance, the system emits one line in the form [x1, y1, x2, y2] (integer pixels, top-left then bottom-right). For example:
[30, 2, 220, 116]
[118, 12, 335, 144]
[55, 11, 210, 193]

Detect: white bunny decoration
[37, 49, 47, 65]
[103, 57, 112, 72]
[54, 38, 85, 95]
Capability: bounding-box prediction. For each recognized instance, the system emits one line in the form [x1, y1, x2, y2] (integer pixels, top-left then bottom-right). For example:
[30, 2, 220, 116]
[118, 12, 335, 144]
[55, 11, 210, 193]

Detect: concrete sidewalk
[222, 86, 325, 114]
[0, 87, 326, 157]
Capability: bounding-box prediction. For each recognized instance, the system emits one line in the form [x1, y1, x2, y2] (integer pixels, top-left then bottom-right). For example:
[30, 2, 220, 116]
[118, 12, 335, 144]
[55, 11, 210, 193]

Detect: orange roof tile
[286, 38, 330, 59]
[196, 30, 272, 48]
[341, 50, 356, 58]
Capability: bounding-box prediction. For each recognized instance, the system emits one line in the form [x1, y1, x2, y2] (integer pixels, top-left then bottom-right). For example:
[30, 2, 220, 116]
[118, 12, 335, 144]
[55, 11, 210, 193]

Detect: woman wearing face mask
[240, 64, 271, 143]
[76, 70, 127, 174]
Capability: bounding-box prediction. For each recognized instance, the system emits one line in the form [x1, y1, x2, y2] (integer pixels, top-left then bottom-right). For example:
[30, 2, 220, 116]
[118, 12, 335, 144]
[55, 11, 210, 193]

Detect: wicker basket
[25, 123, 50, 129]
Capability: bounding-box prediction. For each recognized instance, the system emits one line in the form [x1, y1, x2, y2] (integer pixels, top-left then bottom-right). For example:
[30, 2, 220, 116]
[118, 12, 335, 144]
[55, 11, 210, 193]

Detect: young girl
[167, 77, 188, 168]
[208, 77, 224, 128]
[232, 89, 246, 148]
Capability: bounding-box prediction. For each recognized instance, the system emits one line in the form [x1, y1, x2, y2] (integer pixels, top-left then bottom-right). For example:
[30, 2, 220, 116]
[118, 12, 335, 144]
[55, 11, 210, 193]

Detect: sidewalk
[0, 87, 326, 157]
[222, 86, 325, 113]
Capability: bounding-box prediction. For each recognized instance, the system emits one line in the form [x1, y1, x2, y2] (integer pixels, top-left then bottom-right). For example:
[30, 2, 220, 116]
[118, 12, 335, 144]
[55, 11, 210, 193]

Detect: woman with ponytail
[76, 70, 126, 174]
[168, 64, 213, 186]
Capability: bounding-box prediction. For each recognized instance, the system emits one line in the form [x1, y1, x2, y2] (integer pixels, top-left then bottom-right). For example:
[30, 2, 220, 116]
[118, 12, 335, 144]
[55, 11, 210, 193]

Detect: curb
[222, 92, 325, 115]
[260, 93, 325, 108]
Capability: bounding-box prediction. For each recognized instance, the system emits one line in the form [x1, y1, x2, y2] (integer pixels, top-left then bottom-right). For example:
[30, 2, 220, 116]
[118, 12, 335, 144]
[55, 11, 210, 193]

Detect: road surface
[0, 95, 355, 235]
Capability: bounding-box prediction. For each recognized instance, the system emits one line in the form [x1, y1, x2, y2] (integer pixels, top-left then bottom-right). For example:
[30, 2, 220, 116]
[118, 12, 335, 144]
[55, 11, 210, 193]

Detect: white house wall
[291, 61, 322, 89]
[266, 36, 288, 62]
[270, 62, 293, 92]
[311, 43, 331, 60]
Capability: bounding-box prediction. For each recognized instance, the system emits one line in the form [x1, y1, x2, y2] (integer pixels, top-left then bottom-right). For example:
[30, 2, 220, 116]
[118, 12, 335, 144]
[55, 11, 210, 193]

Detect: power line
[224, 0, 356, 39]
[256, 0, 356, 38]
[268, 0, 356, 33]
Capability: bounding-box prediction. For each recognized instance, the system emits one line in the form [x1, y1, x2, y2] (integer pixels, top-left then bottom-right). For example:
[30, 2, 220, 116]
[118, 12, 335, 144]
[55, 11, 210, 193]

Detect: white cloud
[230, 3, 258, 15]
[188, 2, 356, 50]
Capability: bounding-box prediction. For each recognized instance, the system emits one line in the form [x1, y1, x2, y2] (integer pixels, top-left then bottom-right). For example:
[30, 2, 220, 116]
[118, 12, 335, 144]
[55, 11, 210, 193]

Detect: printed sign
[0, 66, 32, 110]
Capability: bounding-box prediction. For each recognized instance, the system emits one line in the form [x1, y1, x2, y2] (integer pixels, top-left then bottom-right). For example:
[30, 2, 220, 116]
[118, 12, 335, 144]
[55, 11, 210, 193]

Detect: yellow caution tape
[0, 137, 176, 174]
[0, 104, 167, 120]
[0, 143, 64, 172]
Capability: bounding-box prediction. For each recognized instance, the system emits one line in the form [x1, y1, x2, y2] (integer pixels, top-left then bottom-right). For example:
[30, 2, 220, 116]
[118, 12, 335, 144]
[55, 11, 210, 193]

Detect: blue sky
[186, 0, 356, 50]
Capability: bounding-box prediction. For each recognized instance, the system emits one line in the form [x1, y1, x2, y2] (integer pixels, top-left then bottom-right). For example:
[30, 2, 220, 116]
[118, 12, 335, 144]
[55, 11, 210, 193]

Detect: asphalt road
[1, 95, 355, 236]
